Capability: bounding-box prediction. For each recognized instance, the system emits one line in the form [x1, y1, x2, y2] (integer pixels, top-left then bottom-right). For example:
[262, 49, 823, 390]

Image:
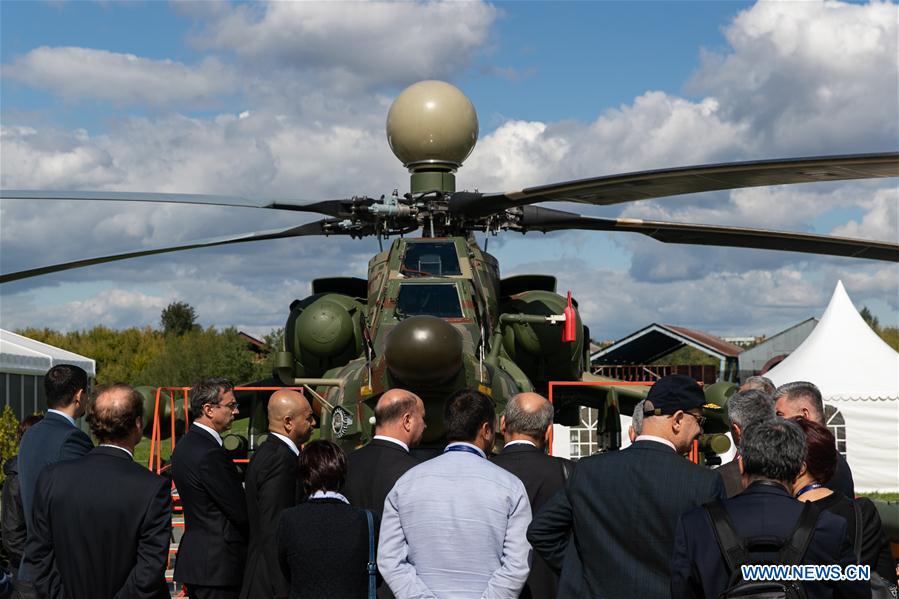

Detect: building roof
[0, 329, 96, 376]
[591, 323, 742, 365]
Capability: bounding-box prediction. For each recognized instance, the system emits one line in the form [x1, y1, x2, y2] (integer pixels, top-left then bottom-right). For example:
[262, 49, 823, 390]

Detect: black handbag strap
[851, 500, 863, 564]
[778, 501, 820, 565]
[365, 509, 376, 599]
[705, 500, 749, 574]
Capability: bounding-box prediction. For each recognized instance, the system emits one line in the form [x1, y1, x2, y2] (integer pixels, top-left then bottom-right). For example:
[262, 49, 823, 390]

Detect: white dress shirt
[503, 439, 537, 448]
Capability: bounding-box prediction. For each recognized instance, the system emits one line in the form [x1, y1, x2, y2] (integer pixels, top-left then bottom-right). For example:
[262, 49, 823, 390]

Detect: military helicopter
[2, 80, 898, 456]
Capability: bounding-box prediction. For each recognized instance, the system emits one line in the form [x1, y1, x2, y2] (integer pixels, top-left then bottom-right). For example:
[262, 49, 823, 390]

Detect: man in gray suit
[378, 389, 531, 599]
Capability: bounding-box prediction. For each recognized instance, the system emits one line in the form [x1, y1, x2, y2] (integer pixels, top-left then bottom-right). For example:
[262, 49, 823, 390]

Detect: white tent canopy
[766, 281, 899, 493]
[0, 329, 96, 376]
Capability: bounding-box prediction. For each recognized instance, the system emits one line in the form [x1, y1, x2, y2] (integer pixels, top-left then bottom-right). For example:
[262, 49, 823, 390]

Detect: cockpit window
[401, 242, 461, 276]
[396, 284, 464, 319]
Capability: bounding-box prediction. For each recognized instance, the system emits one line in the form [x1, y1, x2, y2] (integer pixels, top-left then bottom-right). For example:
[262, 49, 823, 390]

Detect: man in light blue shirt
[378, 389, 531, 599]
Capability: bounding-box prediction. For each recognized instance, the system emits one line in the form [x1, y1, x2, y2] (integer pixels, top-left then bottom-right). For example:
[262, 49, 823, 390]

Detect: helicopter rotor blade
[518, 206, 899, 262]
[0, 190, 375, 219]
[451, 152, 899, 217]
[0, 218, 353, 284]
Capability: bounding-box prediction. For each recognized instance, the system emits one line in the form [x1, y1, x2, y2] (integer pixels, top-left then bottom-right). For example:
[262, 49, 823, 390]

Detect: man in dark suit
[717, 388, 775, 497]
[172, 377, 249, 599]
[671, 418, 867, 599]
[16, 364, 93, 596]
[25, 383, 171, 599]
[775, 381, 855, 498]
[343, 388, 425, 519]
[343, 389, 424, 599]
[492, 392, 572, 599]
[239, 389, 315, 599]
[527, 375, 725, 599]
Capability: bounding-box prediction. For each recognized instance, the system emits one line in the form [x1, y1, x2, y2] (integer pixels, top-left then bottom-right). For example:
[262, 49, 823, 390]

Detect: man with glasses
[172, 377, 249, 599]
[528, 374, 725, 599]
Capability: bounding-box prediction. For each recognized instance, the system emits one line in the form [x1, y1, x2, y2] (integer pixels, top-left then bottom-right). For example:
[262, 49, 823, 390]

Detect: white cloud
[689, 0, 898, 154]
[2, 47, 237, 107]
[195, 0, 498, 92]
[831, 188, 899, 242]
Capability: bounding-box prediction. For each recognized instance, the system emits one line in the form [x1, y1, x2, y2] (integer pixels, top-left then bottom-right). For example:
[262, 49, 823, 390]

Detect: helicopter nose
[384, 315, 464, 385]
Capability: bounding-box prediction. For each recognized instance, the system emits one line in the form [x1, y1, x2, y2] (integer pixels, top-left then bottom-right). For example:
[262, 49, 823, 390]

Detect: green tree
[860, 306, 880, 332]
[0, 406, 20, 484]
[264, 327, 285, 352]
[652, 345, 719, 366]
[161, 301, 198, 336]
[139, 327, 261, 386]
[19, 326, 163, 385]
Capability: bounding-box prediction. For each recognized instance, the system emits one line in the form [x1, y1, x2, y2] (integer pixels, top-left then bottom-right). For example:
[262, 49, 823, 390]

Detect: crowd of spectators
[0, 365, 895, 599]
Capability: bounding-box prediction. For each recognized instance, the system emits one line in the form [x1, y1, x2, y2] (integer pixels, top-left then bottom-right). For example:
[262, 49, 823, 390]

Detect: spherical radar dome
[387, 80, 479, 170]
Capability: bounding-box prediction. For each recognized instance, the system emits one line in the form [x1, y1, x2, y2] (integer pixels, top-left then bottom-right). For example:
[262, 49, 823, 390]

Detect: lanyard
[444, 444, 484, 458]
[795, 482, 824, 498]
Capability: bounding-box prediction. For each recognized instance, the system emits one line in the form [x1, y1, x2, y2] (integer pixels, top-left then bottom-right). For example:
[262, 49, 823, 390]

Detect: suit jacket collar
[92, 445, 133, 460]
[268, 432, 300, 455]
[631, 438, 678, 453]
[191, 423, 223, 446]
[45, 410, 77, 427]
[742, 479, 793, 498]
[500, 443, 541, 455]
[370, 437, 411, 454]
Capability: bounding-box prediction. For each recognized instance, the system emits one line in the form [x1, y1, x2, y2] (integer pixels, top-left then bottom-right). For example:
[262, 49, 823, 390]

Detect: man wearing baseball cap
[528, 374, 725, 599]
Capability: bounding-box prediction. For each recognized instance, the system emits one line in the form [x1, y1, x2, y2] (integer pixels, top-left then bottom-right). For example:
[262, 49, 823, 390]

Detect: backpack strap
[851, 500, 863, 565]
[365, 509, 377, 599]
[778, 501, 820, 565]
[705, 500, 750, 574]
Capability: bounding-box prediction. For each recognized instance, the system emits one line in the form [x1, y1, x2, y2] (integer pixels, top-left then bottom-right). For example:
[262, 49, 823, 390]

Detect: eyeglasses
[684, 411, 706, 428]
[208, 401, 239, 412]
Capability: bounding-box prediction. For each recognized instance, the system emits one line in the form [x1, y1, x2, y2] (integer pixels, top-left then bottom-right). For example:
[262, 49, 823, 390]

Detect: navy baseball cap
[643, 375, 705, 416]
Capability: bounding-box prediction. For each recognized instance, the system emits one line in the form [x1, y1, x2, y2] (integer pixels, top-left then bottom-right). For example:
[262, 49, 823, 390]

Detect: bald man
[240, 390, 315, 599]
[491, 392, 572, 599]
[343, 389, 425, 599]
[344, 389, 425, 518]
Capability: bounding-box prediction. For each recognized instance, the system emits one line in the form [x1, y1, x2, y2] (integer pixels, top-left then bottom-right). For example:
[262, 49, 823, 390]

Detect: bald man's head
[87, 384, 144, 448]
[502, 392, 554, 447]
[268, 389, 315, 446]
[373, 389, 426, 447]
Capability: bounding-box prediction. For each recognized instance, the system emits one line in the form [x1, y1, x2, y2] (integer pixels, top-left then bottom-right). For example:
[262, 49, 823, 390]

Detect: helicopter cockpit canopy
[401, 241, 461, 277]
[396, 283, 463, 319]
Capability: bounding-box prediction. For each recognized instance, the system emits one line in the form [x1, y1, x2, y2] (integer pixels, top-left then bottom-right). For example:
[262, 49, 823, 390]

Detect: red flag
[562, 290, 577, 343]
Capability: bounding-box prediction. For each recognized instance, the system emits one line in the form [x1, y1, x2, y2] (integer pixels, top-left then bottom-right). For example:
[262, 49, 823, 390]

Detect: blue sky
[1, 0, 896, 342]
